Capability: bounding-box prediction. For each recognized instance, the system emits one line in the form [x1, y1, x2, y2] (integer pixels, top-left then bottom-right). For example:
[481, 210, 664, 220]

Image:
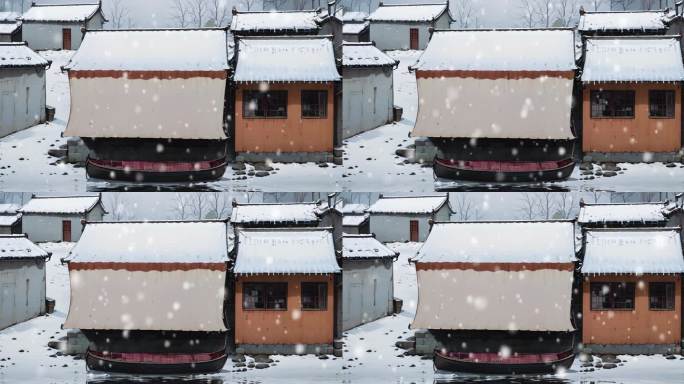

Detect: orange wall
[235, 274, 334, 345]
[235, 83, 335, 154]
[582, 275, 681, 345]
[583, 83, 681, 153]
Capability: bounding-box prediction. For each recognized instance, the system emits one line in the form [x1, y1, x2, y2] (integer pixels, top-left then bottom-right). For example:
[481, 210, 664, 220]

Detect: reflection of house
[367, 2, 453, 50]
[581, 227, 684, 354]
[342, 42, 397, 138]
[0, 12, 21, 42]
[19, 2, 106, 50]
[63, 221, 230, 374]
[342, 11, 369, 42]
[342, 234, 397, 330]
[580, 36, 684, 162]
[0, 235, 49, 330]
[18, 195, 105, 242]
[341, 204, 370, 234]
[233, 227, 341, 355]
[367, 195, 451, 242]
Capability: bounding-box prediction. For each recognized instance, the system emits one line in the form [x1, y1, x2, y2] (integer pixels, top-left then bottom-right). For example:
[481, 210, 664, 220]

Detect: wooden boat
[433, 348, 576, 375]
[434, 158, 575, 182]
[86, 157, 227, 182]
[86, 349, 228, 374]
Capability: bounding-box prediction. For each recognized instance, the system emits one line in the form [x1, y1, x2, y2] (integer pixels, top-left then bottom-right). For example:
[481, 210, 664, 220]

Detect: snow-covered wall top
[340, 204, 368, 215]
[342, 215, 368, 227]
[367, 195, 447, 214]
[20, 4, 100, 23]
[0, 23, 20, 34]
[230, 11, 319, 33]
[341, 11, 368, 22]
[0, 43, 49, 68]
[234, 36, 341, 82]
[0, 204, 20, 214]
[19, 196, 100, 215]
[578, 11, 666, 32]
[343, 234, 397, 259]
[65, 29, 230, 72]
[343, 42, 398, 68]
[582, 229, 684, 274]
[578, 202, 668, 224]
[0, 11, 19, 22]
[413, 221, 576, 264]
[230, 203, 321, 224]
[581, 37, 684, 83]
[367, 3, 448, 22]
[0, 214, 21, 227]
[65, 221, 229, 264]
[0, 235, 49, 259]
[234, 228, 340, 274]
[411, 29, 576, 72]
[342, 22, 368, 35]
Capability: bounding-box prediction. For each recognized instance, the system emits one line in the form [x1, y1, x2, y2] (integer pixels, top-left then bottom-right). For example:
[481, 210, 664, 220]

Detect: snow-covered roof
[0, 203, 19, 214]
[65, 29, 229, 72]
[340, 203, 368, 215]
[342, 214, 369, 227]
[343, 42, 398, 68]
[19, 195, 101, 215]
[343, 234, 397, 259]
[411, 29, 576, 72]
[578, 202, 669, 225]
[0, 235, 49, 260]
[581, 37, 684, 83]
[413, 221, 576, 264]
[20, 3, 101, 23]
[0, 43, 49, 69]
[0, 214, 21, 227]
[341, 11, 368, 22]
[342, 22, 369, 35]
[0, 12, 19, 22]
[582, 228, 684, 275]
[0, 23, 20, 35]
[578, 11, 667, 32]
[367, 2, 449, 22]
[230, 203, 322, 225]
[234, 36, 341, 82]
[65, 221, 229, 264]
[234, 228, 340, 275]
[367, 195, 448, 215]
[230, 10, 320, 33]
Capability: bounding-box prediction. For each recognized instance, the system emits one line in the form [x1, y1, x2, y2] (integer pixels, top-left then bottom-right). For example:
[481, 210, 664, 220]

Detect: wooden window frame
[242, 282, 288, 311]
[649, 90, 676, 119]
[590, 282, 636, 311]
[301, 90, 328, 119]
[590, 90, 636, 119]
[242, 90, 288, 119]
[649, 281, 676, 311]
[301, 282, 328, 311]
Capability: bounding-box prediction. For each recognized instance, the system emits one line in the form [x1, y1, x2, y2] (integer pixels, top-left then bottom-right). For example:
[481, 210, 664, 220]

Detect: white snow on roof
[578, 11, 666, 32]
[0, 235, 48, 260]
[0, 23, 20, 34]
[343, 214, 369, 227]
[234, 228, 340, 274]
[230, 11, 319, 32]
[367, 3, 448, 22]
[411, 29, 576, 72]
[0, 43, 49, 68]
[343, 42, 397, 67]
[19, 195, 99, 215]
[581, 37, 684, 83]
[0, 204, 19, 214]
[65, 29, 229, 72]
[578, 203, 668, 224]
[413, 221, 576, 264]
[66, 222, 229, 264]
[340, 204, 368, 215]
[230, 203, 321, 224]
[0, 12, 19, 22]
[341, 11, 367, 22]
[367, 195, 447, 214]
[234, 37, 341, 82]
[343, 22, 369, 35]
[582, 229, 684, 274]
[0, 214, 21, 227]
[343, 234, 397, 259]
[21, 4, 100, 22]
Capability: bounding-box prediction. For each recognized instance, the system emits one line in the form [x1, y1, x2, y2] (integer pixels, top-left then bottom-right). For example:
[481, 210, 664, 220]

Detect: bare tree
[171, 0, 191, 27]
[536, 192, 555, 220]
[611, 0, 636, 10]
[453, 0, 476, 28]
[518, 0, 538, 27]
[208, 192, 231, 219]
[590, 191, 605, 204]
[536, 0, 554, 27]
[239, 0, 259, 11]
[208, 0, 229, 27]
[188, 0, 210, 27]
[518, 193, 538, 220]
[108, 0, 131, 29]
[554, 192, 577, 219]
[172, 193, 192, 220]
[189, 193, 210, 220]
[555, 0, 580, 27]
[105, 193, 128, 221]
[591, 0, 608, 10]
[452, 193, 481, 221]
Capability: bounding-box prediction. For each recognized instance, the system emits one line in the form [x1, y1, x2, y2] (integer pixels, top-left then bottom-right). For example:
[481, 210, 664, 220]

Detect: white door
[1, 91, 15, 136]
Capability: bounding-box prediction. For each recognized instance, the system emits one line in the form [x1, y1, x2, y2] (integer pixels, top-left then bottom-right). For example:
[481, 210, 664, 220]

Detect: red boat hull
[86, 157, 227, 182]
[86, 349, 228, 374]
[434, 158, 575, 182]
[434, 349, 576, 375]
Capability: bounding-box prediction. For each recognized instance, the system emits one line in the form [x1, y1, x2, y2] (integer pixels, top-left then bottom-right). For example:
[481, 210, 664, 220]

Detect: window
[242, 282, 287, 310]
[649, 90, 675, 118]
[649, 282, 675, 310]
[301, 90, 328, 118]
[590, 282, 635, 310]
[590, 90, 635, 118]
[243, 90, 287, 118]
[301, 282, 327, 310]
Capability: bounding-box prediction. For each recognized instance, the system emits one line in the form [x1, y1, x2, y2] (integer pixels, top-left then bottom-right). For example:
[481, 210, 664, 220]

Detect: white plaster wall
[342, 67, 394, 139]
[342, 258, 393, 331]
[0, 68, 46, 138]
[0, 259, 46, 330]
[370, 17, 444, 51]
[22, 214, 85, 242]
[22, 22, 84, 51]
[370, 214, 431, 243]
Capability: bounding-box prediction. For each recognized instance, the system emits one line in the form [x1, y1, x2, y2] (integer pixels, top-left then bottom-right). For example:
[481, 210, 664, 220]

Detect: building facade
[367, 195, 452, 243]
[19, 2, 106, 50]
[18, 195, 105, 242]
[367, 2, 453, 51]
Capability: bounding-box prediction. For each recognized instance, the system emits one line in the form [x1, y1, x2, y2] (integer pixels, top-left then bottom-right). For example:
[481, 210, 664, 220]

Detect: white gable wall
[0, 259, 46, 330]
[0, 67, 46, 138]
[342, 258, 394, 331]
[342, 67, 394, 138]
[370, 12, 450, 51]
[22, 12, 103, 51]
[369, 204, 451, 243]
[22, 203, 102, 243]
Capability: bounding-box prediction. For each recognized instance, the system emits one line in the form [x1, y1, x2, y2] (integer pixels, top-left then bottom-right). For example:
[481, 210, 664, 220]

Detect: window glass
[649, 282, 675, 310]
[301, 90, 328, 118]
[590, 282, 635, 310]
[243, 90, 288, 118]
[301, 282, 327, 310]
[649, 90, 675, 118]
[590, 90, 635, 118]
[243, 282, 288, 310]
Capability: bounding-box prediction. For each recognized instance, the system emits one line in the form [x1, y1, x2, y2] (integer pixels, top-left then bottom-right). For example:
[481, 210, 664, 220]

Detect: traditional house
[232, 35, 342, 163]
[342, 234, 397, 330]
[580, 36, 684, 163]
[0, 42, 48, 139]
[580, 227, 684, 354]
[18, 195, 105, 242]
[342, 42, 398, 138]
[578, 9, 670, 36]
[263, 0, 329, 11]
[19, 2, 106, 50]
[0, 234, 49, 330]
[0, 12, 21, 42]
[578, 201, 678, 228]
[411, 221, 577, 365]
[367, 2, 453, 50]
[341, 11, 370, 42]
[340, 203, 370, 234]
[233, 227, 341, 355]
[410, 29, 577, 182]
[367, 194, 451, 242]
[610, 0, 676, 11]
[62, 221, 230, 373]
[63, 29, 230, 181]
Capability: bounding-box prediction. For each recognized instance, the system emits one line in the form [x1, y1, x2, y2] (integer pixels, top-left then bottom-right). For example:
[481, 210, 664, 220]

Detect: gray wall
[342, 66, 394, 139]
[369, 204, 451, 243]
[22, 205, 105, 243]
[0, 259, 46, 330]
[22, 12, 104, 51]
[0, 67, 46, 138]
[369, 13, 450, 51]
[342, 258, 393, 331]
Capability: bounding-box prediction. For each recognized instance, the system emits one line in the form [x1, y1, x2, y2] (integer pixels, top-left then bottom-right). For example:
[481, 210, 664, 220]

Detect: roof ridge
[586, 226, 682, 232]
[435, 27, 575, 32]
[433, 219, 575, 224]
[87, 219, 227, 225]
[29, 2, 100, 7]
[87, 27, 228, 33]
[582, 201, 666, 206]
[238, 226, 333, 232]
[379, 2, 447, 6]
[582, 9, 666, 14]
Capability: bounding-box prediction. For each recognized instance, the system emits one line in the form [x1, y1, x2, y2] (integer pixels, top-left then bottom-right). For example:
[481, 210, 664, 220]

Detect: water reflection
[434, 376, 615, 384]
[86, 375, 225, 384]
